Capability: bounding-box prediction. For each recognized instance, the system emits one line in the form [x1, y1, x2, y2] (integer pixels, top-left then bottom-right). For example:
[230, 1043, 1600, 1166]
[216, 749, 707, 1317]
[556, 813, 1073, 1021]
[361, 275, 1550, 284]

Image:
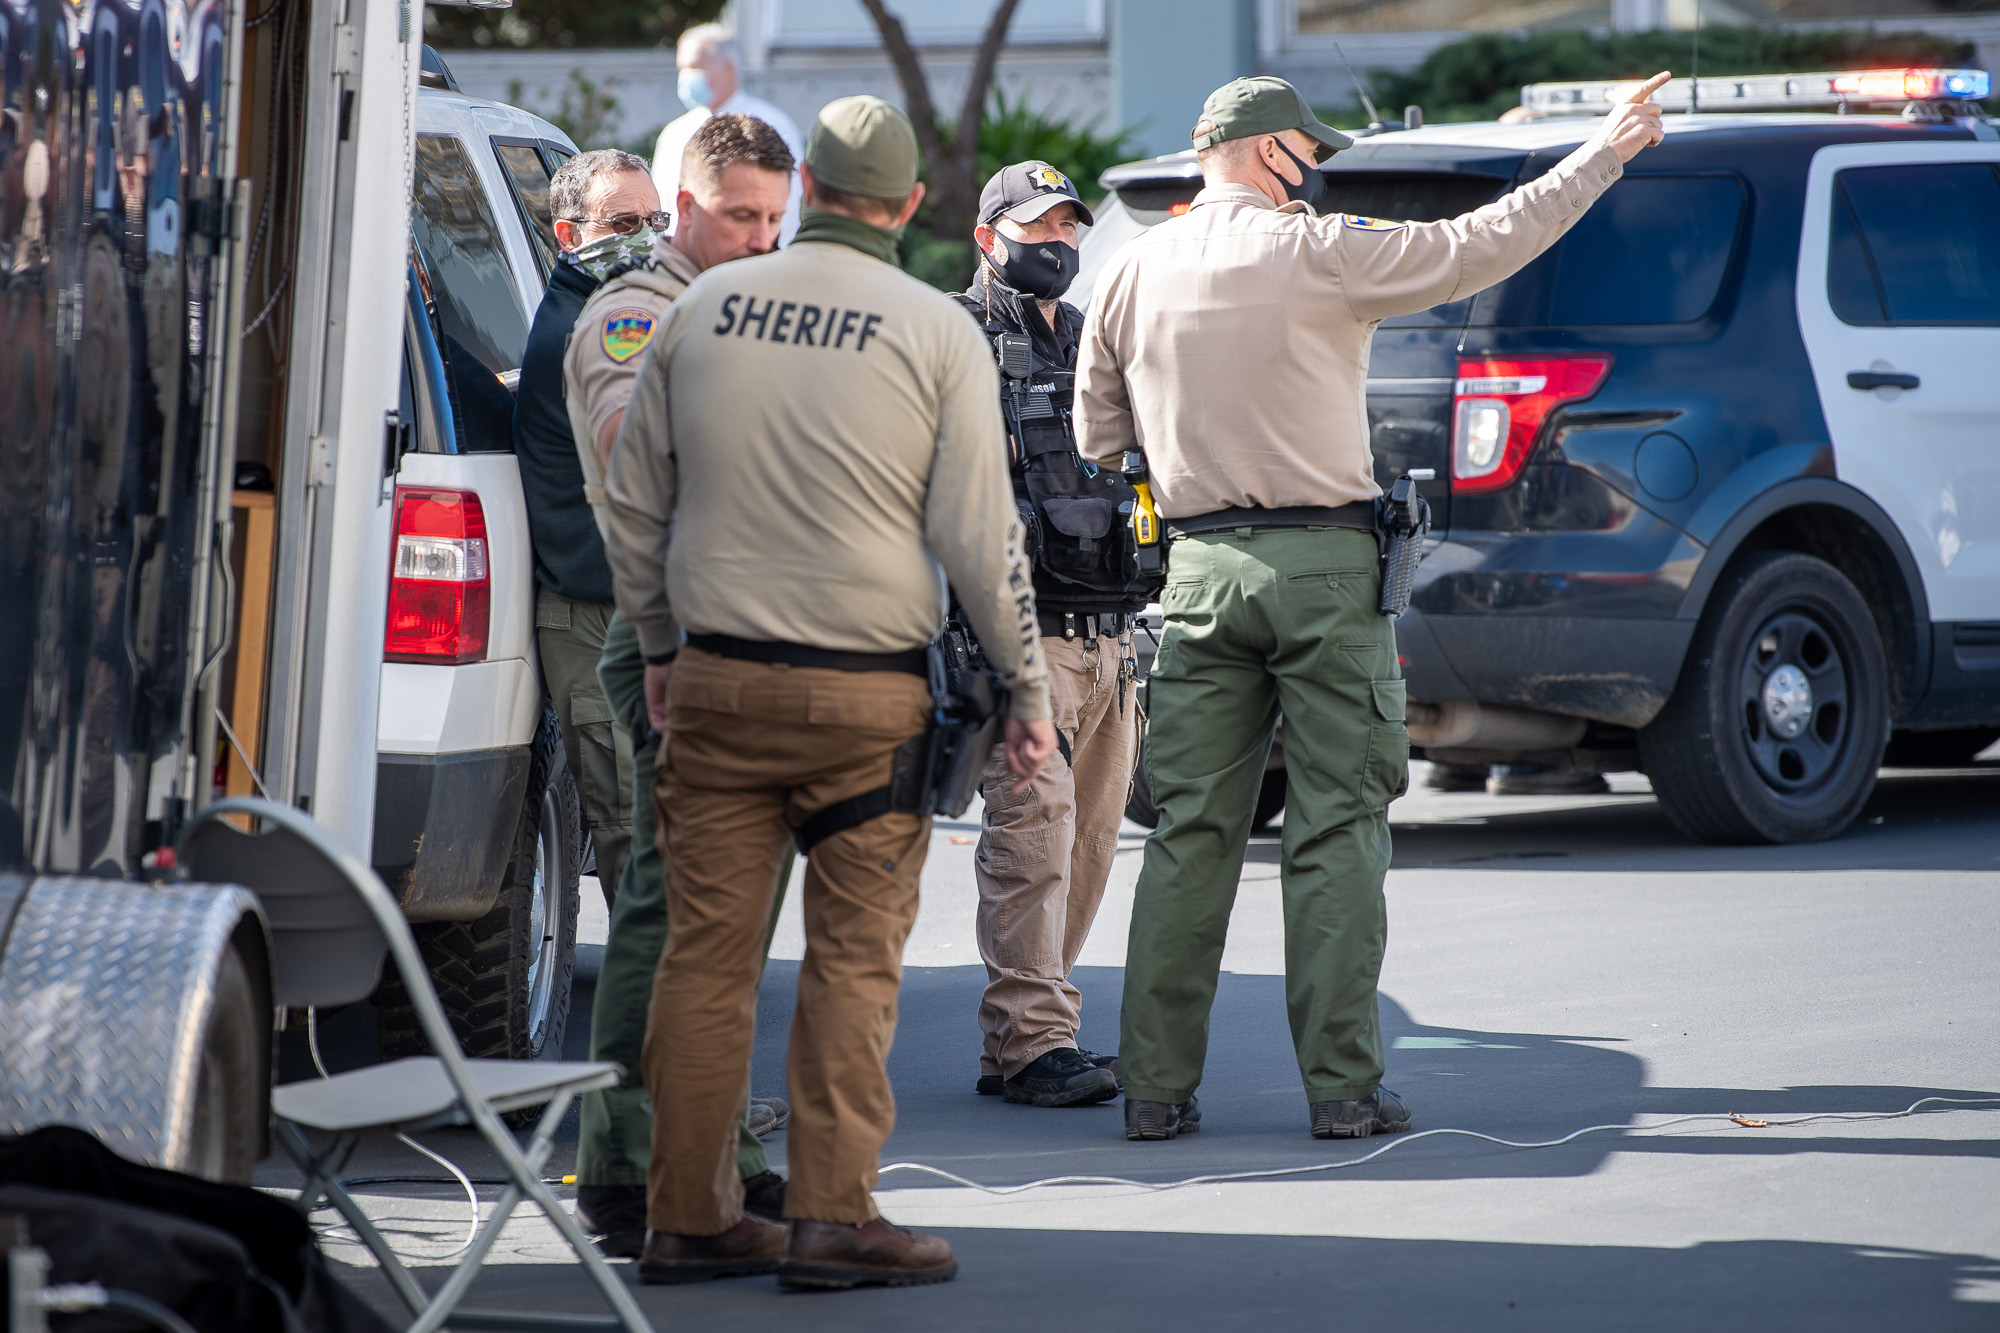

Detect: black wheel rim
[1736, 608, 1851, 795]
[525, 785, 562, 1053]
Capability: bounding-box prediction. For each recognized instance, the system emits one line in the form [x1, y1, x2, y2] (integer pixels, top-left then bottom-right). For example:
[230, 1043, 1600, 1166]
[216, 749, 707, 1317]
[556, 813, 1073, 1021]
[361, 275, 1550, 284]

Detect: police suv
[1080, 68, 1999, 844]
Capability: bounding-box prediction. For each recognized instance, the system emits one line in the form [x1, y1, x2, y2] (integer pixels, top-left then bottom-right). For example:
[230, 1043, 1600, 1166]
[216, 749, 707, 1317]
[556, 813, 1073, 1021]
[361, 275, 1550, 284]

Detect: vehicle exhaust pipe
[1407, 700, 1586, 752]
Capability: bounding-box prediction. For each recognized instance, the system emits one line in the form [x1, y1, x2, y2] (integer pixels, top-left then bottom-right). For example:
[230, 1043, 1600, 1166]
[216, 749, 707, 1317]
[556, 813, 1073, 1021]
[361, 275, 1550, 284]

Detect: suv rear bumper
[372, 748, 530, 922]
[1406, 607, 1694, 730]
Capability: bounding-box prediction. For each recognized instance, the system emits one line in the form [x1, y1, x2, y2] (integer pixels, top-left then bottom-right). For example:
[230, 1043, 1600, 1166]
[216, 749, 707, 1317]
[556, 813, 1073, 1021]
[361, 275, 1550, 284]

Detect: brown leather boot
[777, 1217, 959, 1289]
[637, 1215, 787, 1285]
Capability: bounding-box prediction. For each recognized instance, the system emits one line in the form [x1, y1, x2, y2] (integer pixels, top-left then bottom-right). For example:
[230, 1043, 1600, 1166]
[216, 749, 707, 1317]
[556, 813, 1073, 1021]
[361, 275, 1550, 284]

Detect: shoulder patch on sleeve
[1340, 214, 1404, 232]
[600, 307, 656, 363]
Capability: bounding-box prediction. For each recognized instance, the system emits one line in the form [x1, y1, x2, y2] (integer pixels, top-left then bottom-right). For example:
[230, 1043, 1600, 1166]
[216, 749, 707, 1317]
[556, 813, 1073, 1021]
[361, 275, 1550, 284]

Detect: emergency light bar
[1522, 67, 1990, 116]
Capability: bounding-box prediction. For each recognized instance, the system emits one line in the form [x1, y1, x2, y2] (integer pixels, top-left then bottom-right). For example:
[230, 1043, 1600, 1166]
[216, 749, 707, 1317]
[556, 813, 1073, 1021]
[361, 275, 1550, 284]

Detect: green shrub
[1372, 26, 1977, 125]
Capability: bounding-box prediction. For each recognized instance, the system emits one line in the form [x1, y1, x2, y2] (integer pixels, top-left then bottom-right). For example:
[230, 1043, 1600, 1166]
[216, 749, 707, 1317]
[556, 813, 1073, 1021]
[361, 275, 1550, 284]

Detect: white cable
[304, 1008, 482, 1260]
[877, 1095, 2000, 1196]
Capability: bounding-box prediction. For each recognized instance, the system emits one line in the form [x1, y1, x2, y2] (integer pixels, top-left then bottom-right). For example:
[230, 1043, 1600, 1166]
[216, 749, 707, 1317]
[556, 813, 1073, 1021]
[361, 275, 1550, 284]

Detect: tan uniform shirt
[603, 237, 1050, 721]
[1077, 141, 1625, 518]
[562, 240, 701, 529]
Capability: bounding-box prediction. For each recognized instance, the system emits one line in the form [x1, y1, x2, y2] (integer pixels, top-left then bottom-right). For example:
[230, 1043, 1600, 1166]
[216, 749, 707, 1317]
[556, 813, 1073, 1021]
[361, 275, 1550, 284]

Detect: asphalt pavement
[269, 760, 2000, 1331]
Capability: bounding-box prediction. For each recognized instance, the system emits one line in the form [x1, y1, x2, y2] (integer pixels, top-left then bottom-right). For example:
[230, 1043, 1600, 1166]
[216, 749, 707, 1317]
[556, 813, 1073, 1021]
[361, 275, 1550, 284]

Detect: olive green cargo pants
[1121, 527, 1410, 1108]
[535, 589, 631, 910]
[575, 613, 788, 1188]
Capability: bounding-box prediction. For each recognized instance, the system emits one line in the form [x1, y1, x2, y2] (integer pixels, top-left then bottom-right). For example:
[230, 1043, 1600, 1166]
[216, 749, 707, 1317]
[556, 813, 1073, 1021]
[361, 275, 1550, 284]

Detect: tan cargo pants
[642, 647, 933, 1235]
[976, 632, 1136, 1079]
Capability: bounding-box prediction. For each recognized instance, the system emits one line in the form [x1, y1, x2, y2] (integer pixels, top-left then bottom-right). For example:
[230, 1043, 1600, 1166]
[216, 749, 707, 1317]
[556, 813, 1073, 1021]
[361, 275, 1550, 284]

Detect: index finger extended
[1622, 70, 1673, 103]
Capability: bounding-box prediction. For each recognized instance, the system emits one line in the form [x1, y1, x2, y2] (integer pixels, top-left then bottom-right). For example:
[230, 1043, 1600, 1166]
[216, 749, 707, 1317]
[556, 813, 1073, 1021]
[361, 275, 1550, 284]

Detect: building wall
[438, 10, 2000, 156]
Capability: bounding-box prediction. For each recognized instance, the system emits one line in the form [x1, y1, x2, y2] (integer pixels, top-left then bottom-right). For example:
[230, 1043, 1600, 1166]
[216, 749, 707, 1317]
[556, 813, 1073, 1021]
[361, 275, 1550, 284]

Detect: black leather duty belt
[684, 633, 928, 676]
[1168, 502, 1376, 537]
[1037, 611, 1133, 641]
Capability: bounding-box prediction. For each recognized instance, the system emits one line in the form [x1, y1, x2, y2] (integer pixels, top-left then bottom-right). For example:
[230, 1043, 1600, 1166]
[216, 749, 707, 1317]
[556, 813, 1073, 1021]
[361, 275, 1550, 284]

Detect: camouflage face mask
[565, 226, 659, 280]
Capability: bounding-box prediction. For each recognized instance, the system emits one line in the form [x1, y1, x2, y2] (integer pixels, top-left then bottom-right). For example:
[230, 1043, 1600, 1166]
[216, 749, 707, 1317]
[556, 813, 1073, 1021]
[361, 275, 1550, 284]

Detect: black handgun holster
[790, 633, 1008, 855]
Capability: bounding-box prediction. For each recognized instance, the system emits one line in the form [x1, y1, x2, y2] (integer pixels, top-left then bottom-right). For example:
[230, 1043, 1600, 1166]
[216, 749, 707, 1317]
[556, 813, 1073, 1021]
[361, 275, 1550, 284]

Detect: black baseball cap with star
[976, 159, 1095, 230]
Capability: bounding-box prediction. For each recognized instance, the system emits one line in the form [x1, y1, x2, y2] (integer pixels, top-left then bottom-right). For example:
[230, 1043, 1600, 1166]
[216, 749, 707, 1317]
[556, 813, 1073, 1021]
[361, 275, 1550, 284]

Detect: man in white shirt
[652, 23, 804, 245]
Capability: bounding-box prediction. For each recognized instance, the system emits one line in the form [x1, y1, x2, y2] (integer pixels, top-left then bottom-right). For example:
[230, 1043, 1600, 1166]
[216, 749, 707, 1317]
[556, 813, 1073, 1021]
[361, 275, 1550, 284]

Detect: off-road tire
[1640, 552, 1888, 844]
[1882, 727, 2000, 769]
[185, 942, 266, 1183]
[378, 704, 582, 1064]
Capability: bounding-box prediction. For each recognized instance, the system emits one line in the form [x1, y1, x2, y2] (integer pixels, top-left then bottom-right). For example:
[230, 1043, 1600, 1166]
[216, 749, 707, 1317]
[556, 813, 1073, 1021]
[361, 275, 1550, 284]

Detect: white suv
[367, 69, 584, 1061]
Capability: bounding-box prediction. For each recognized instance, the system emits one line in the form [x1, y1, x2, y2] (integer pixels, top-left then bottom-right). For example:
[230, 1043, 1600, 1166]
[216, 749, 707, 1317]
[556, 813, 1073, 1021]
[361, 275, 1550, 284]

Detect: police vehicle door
[1796, 142, 2000, 624]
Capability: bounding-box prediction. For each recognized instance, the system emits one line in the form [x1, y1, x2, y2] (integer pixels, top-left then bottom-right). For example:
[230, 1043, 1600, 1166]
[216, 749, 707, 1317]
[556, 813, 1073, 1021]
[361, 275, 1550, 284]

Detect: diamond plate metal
[0, 877, 262, 1171]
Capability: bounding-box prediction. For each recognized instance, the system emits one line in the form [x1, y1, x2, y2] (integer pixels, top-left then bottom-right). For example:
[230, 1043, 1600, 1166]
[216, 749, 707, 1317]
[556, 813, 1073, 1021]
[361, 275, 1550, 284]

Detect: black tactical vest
[951, 276, 1161, 616]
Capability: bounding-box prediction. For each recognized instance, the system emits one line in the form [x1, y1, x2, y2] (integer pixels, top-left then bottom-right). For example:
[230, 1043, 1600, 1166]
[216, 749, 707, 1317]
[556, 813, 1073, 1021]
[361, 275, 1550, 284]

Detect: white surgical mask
[677, 67, 713, 110]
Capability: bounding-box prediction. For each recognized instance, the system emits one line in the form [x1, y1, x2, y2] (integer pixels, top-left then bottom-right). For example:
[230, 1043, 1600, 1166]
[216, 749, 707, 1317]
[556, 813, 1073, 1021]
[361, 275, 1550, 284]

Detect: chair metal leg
[402, 1175, 529, 1333]
[469, 1093, 656, 1333]
[280, 1122, 433, 1318]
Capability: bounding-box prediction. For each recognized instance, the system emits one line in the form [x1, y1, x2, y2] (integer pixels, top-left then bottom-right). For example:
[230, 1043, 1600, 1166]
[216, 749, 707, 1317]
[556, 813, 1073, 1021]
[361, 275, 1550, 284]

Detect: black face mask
[989, 234, 1079, 301]
[1273, 138, 1326, 212]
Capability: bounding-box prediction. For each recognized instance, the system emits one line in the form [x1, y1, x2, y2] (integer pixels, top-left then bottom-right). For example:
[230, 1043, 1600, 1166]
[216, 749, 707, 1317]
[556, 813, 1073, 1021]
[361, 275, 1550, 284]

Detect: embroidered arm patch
[1341, 214, 1404, 231]
[600, 307, 656, 362]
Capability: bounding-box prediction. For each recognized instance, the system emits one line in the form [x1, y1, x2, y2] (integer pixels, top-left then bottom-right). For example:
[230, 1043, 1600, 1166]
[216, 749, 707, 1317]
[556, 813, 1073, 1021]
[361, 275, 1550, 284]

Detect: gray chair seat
[273, 1058, 621, 1133]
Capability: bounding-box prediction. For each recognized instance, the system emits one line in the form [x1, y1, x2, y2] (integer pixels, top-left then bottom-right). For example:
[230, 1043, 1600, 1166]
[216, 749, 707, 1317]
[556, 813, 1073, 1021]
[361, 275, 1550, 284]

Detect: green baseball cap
[805, 95, 920, 198]
[1190, 76, 1352, 162]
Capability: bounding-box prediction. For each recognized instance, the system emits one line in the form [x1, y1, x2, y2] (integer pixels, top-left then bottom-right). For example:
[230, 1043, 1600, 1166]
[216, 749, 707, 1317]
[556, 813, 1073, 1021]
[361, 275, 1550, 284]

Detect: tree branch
[857, 0, 948, 165]
[953, 0, 1022, 164]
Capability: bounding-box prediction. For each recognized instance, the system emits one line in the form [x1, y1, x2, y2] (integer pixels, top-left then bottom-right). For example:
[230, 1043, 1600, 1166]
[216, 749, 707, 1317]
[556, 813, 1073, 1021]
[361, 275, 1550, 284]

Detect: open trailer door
[0, 0, 255, 875]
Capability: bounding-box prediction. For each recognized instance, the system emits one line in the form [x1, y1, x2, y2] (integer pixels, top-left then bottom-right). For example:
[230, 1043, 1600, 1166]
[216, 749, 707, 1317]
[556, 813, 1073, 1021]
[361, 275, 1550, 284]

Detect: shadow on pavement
[334, 1230, 2000, 1333]
[1354, 768, 2000, 874]
[732, 965, 2000, 1191]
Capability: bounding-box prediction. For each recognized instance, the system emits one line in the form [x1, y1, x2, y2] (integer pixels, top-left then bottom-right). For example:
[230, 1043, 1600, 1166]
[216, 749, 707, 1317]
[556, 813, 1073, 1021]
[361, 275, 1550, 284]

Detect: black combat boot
[1077, 1049, 1123, 1088]
[1309, 1087, 1412, 1139]
[575, 1184, 646, 1259]
[1003, 1048, 1121, 1107]
[1124, 1094, 1201, 1140]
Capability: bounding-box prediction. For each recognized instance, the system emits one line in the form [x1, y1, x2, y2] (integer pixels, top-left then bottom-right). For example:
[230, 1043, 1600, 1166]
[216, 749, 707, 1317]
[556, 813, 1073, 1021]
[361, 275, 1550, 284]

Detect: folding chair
[182, 797, 652, 1333]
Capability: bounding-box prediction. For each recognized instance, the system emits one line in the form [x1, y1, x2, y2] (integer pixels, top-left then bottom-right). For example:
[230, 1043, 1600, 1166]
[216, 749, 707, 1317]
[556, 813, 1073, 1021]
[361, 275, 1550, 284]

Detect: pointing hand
[1594, 70, 1671, 163]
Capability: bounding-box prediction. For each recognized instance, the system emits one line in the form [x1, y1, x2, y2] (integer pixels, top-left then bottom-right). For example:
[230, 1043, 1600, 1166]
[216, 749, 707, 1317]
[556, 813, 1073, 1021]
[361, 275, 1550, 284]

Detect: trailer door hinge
[309, 435, 336, 488]
[332, 22, 362, 76]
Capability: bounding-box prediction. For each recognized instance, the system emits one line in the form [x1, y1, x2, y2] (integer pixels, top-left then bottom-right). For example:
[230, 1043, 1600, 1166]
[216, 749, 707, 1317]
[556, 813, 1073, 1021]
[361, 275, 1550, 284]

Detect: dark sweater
[513, 259, 613, 604]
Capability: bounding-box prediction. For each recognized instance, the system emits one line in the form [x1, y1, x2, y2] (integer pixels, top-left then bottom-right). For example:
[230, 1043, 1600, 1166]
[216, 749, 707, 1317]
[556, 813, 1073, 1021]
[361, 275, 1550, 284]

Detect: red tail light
[385, 487, 490, 663]
[1451, 356, 1611, 494]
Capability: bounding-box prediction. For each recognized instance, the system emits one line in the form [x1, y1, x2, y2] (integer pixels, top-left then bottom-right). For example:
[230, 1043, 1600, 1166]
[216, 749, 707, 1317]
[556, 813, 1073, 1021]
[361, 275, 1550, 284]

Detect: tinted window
[1472, 175, 1744, 326]
[412, 134, 528, 372]
[1827, 183, 1887, 325]
[494, 139, 558, 278]
[1322, 171, 1506, 223]
[1549, 176, 1743, 325]
[1834, 163, 2000, 327]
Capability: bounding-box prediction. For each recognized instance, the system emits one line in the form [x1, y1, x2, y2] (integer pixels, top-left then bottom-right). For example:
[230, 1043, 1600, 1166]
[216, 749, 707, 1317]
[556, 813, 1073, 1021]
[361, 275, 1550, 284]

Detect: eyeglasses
[565, 210, 671, 235]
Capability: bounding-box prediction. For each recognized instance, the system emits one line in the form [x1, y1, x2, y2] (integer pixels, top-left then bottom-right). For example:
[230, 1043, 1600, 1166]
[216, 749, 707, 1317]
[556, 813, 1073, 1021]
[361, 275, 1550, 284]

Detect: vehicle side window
[412, 134, 530, 373]
[1826, 182, 1887, 325]
[494, 139, 558, 279]
[1548, 175, 1744, 325]
[1831, 163, 2000, 328]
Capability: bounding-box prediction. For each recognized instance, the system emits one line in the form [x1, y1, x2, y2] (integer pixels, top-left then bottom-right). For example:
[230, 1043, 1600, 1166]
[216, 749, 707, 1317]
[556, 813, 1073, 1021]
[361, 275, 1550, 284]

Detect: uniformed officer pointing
[603, 95, 1054, 1289]
[1078, 73, 1669, 1142]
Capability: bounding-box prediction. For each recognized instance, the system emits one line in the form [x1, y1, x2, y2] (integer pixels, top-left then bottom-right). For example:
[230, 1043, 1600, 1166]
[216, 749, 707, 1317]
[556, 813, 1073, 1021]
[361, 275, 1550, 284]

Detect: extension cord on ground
[875, 1096, 2000, 1196]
